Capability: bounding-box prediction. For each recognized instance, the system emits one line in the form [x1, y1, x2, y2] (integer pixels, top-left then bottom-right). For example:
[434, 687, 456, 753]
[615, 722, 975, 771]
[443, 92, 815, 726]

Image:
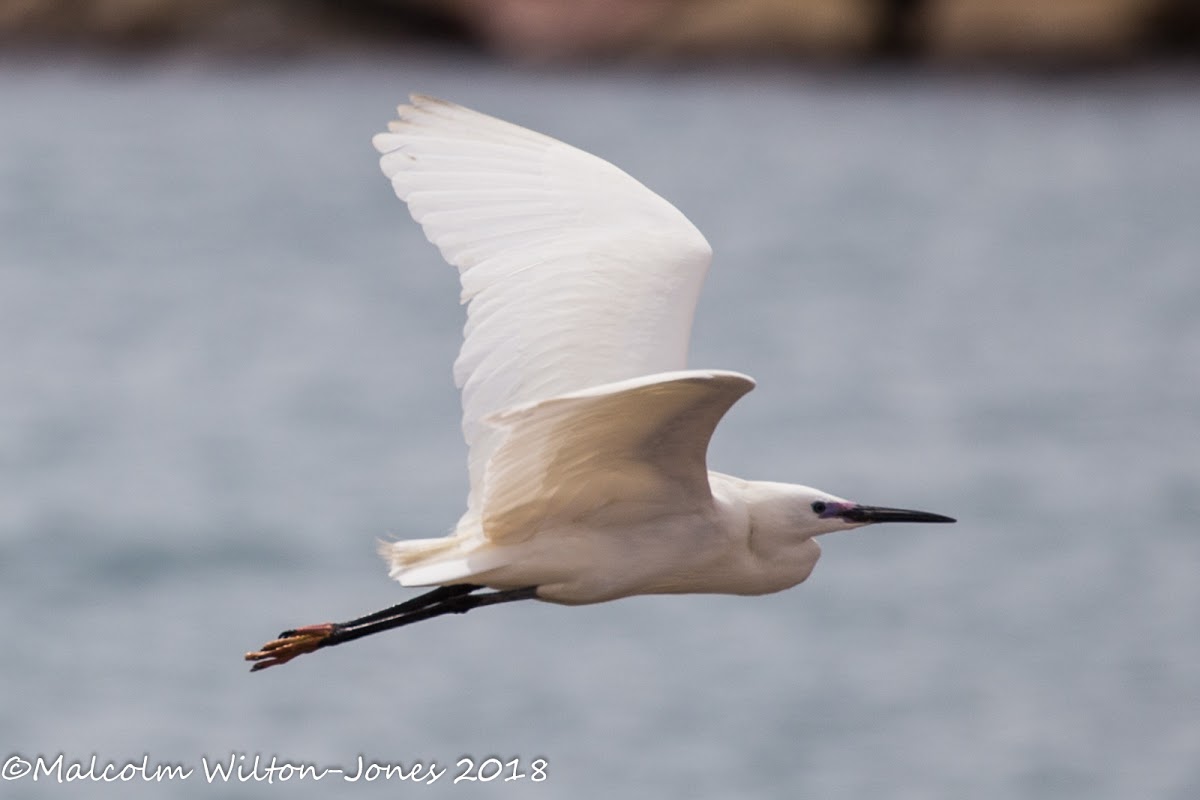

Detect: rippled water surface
[2, 57, 1198, 799]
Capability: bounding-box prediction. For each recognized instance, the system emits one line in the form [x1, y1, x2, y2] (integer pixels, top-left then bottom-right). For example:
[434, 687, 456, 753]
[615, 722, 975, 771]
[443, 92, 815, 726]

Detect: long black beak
[840, 505, 956, 524]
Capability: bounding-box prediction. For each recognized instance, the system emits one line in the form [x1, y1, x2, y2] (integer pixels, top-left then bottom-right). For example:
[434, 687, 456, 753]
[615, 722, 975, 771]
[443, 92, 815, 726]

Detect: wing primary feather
[376, 96, 716, 526]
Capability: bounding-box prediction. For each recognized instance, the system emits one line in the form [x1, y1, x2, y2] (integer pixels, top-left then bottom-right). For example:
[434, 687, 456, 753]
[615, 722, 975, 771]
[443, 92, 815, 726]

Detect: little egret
[245, 95, 954, 672]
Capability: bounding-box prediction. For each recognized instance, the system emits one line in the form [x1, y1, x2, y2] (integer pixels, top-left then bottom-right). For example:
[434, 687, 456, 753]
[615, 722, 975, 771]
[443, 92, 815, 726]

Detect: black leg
[246, 585, 538, 672]
[323, 586, 538, 647]
[278, 583, 482, 637]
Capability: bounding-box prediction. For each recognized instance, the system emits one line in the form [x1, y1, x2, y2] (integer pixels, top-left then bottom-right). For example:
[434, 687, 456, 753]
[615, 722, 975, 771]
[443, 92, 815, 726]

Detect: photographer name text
[4, 753, 548, 785]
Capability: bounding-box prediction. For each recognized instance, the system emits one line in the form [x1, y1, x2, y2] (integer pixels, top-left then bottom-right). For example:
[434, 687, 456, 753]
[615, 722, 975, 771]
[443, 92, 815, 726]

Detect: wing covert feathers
[478, 371, 755, 544]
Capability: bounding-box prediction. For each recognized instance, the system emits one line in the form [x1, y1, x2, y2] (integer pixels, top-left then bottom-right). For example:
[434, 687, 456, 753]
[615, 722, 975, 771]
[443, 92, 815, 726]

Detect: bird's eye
[811, 501, 827, 515]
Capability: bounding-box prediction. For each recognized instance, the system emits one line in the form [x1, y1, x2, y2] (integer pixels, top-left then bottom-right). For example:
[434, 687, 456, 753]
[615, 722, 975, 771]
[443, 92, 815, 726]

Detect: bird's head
[746, 481, 956, 540]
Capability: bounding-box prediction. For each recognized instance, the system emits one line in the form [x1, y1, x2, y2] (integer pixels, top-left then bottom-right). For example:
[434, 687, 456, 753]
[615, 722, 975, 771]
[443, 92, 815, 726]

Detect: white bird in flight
[246, 95, 954, 671]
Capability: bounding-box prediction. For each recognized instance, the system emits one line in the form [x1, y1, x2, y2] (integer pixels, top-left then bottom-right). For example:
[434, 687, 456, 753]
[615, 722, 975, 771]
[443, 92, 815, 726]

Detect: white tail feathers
[378, 537, 461, 583]
[378, 535, 510, 587]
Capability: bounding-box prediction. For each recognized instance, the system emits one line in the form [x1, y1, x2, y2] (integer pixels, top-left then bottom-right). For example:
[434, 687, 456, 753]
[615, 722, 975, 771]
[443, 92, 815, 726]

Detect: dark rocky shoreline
[2, 0, 1197, 65]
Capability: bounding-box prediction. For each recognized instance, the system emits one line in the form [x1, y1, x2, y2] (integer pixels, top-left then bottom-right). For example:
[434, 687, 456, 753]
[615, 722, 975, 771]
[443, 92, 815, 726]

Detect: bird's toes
[276, 622, 336, 639]
[244, 624, 336, 671]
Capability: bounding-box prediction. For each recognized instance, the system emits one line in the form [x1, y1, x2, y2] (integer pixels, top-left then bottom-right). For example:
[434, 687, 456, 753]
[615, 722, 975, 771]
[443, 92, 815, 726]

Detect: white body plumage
[367, 97, 948, 607]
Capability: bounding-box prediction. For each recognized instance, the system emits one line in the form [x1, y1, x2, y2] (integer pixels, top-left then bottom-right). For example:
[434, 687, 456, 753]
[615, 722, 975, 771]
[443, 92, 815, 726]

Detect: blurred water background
[1, 54, 1198, 799]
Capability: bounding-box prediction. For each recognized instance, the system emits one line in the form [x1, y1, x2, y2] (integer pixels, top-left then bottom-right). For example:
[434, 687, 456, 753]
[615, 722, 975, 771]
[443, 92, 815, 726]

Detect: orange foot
[244, 623, 337, 672]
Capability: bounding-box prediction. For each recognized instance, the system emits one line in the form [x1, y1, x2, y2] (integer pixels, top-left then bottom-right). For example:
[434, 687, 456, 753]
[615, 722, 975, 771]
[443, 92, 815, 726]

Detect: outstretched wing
[373, 96, 713, 519]
[479, 371, 755, 544]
